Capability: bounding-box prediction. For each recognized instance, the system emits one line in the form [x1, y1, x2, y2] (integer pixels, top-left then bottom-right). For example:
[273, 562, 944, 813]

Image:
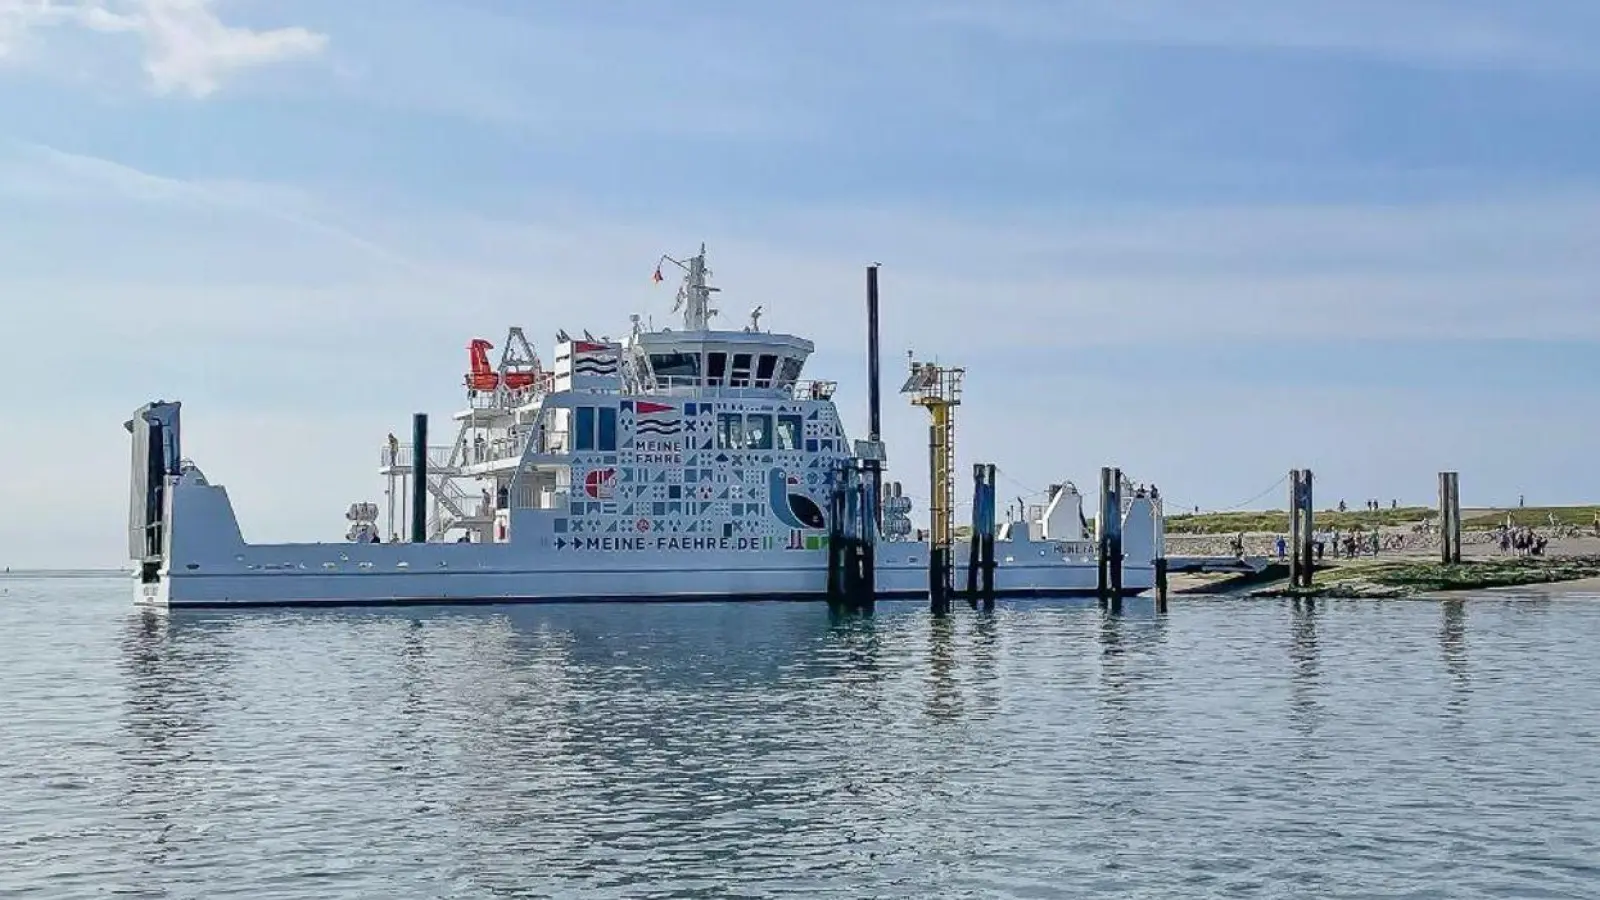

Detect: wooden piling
[1439, 471, 1462, 564]
[1299, 469, 1315, 589]
[1286, 469, 1315, 589]
[1154, 557, 1169, 613]
[1288, 469, 1302, 587]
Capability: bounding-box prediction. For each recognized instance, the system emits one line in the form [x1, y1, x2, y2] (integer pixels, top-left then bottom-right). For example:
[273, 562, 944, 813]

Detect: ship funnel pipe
[411, 413, 428, 543]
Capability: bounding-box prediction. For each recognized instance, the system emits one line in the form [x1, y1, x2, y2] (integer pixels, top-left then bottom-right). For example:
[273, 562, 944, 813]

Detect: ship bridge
[626, 244, 827, 400]
[629, 329, 817, 396]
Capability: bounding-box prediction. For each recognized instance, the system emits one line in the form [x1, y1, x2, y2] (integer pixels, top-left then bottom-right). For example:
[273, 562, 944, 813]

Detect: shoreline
[1245, 555, 1600, 599]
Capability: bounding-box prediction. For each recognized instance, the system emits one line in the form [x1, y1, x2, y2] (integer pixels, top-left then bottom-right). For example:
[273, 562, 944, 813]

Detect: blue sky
[1, 0, 1598, 567]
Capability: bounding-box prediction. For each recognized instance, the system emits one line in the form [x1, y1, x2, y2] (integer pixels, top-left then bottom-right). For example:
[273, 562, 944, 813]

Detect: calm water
[4, 578, 1600, 899]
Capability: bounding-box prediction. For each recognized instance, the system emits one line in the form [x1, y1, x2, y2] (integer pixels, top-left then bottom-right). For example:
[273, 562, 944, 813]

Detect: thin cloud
[10, 142, 441, 279]
[0, 0, 326, 96]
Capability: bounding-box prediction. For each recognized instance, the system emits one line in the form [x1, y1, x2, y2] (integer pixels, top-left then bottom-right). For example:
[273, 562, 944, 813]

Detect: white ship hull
[133, 466, 1158, 609]
[138, 555, 1154, 609]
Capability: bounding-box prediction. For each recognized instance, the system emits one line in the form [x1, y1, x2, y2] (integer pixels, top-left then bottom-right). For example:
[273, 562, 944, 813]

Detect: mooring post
[1288, 469, 1303, 587]
[1299, 469, 1315, 588]
[1154, 557, 1169, 612]
[859, 472, 877, 612]
[981, 463, 997, 610]
[826, 478, 844, 606]
[1439, 471, 1462, 564]
[1438, 472, 1450, 565]
[1097, 466, 1112, 607]
[965, 463, 982, 604]
[865, 265, 884, 534]
[410, 412, 428, 543]
[1450, 473, 1462, 564]
[1107, 468, 1125, 609]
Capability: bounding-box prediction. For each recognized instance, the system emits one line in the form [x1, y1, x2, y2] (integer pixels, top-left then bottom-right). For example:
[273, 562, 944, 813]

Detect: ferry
[126, 246, 1164, 608]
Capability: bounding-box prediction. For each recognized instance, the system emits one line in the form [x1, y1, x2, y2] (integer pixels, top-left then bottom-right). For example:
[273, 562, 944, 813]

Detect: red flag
[651, 265, 664, 284]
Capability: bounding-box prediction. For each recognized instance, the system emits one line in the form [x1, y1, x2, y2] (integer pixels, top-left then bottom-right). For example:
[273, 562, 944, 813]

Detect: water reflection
[926, 615, 962, 722]
[1439, 599, 1470, 722]
[1287, 599, 1321, 739]
[117, 609, 237, 875]
[968, 612, 1001, 720]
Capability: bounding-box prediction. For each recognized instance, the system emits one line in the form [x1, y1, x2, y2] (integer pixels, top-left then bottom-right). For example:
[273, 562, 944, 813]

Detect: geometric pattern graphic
[547, 396, 851, 552]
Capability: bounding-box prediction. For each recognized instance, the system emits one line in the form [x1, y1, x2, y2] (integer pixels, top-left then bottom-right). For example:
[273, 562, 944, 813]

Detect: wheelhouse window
[746, 413, 773, 450]
[650, 352, 701, 382]
[706, 352, 727, 386]
[729, 353, 753, 388]
[754, 354, 778, 388]
[777, 357, 805, 386]
[776, 414, 802, 450]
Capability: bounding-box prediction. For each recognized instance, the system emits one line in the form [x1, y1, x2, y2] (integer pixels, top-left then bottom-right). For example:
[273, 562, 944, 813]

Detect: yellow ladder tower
[901, 358, 964, 608]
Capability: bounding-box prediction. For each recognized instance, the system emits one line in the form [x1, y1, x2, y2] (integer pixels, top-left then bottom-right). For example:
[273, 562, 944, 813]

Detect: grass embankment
[1462, 506, 1600, 528]
[1165, 507, 1433, 535]
[1167, 505, 1600, 535]
[1252, 556, 1600, 599]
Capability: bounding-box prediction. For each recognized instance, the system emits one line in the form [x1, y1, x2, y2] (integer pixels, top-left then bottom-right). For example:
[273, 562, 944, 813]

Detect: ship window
[777, 414, 802, 450]
[754, 354, 777, 387]
[746, 414, 773, 450]
[730, 353, 752, 388]
[574, 406, 596, 451]
[707, 352, 727, 385]
[717, 413, 745, 448]
[650, 352, 700, 382]
[777, 357, 804, 385]
[597, 407, 617, 451]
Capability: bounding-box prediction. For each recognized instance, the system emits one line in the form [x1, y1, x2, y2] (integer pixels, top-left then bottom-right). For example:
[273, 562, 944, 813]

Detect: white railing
[381, 445, 457, 469]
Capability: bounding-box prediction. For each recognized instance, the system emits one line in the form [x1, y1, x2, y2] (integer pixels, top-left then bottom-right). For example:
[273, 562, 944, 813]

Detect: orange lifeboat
[466, 339, 499, 391]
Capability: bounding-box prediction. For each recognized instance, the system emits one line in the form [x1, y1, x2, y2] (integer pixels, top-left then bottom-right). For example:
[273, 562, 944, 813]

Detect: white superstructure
[126, 246, 1164, 608]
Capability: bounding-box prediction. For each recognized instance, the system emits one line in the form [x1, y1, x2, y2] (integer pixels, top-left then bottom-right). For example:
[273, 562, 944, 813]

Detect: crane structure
[901, 357, 964, 610]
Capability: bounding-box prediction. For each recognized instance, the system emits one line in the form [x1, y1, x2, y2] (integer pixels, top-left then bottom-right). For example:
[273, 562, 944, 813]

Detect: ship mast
[659, 243, 720, 331]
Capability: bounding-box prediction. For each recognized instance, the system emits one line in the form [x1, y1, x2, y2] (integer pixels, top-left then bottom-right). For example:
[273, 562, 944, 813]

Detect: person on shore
[1276, 535, 1287, 559]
